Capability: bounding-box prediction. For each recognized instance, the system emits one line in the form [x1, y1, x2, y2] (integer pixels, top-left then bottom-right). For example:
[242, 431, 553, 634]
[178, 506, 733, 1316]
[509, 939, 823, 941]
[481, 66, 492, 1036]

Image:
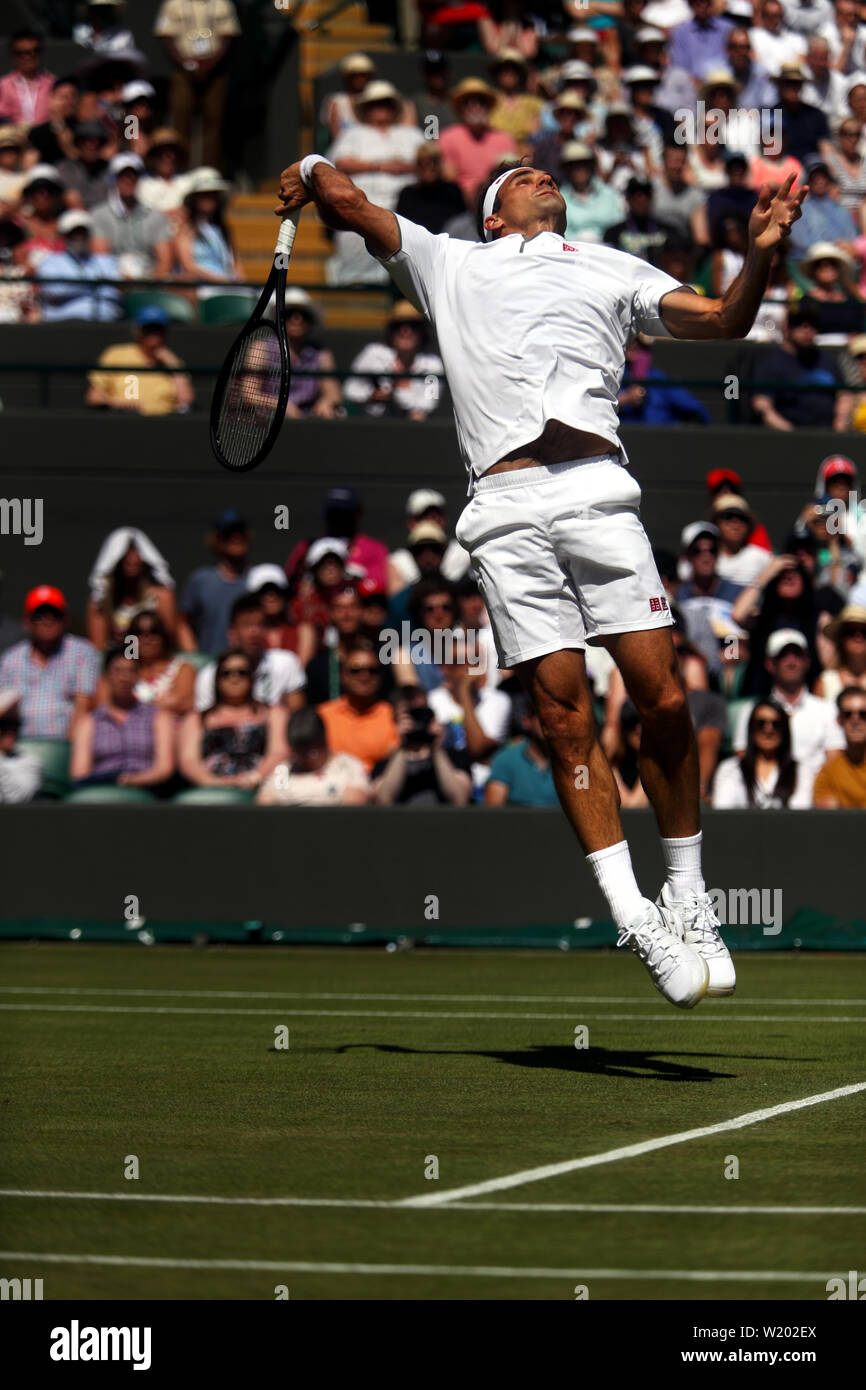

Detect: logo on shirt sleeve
[562, 242, 579, 252]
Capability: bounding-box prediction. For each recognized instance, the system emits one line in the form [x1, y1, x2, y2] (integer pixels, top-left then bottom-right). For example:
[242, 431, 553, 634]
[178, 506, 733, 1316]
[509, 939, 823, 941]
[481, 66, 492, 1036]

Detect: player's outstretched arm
[275, 157, 400, 259]
[659, 174, 808, 341]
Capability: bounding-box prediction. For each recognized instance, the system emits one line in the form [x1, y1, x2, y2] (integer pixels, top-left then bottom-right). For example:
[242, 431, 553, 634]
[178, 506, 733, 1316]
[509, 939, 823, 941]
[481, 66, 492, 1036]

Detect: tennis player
[276, 156, 806, 1009]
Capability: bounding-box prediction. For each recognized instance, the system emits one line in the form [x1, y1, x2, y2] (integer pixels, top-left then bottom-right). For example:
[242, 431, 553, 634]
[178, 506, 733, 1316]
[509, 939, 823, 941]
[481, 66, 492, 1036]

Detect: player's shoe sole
[617, 900, 709, 1009]
[656, 883, 736, 997]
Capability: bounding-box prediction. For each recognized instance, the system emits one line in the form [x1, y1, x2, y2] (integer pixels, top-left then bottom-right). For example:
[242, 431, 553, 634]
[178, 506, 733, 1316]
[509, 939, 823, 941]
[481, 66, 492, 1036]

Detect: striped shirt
[0, 636, 100, 738]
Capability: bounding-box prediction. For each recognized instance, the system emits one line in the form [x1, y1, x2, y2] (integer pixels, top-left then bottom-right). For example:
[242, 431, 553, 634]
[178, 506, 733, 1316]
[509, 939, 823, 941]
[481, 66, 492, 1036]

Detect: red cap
[24, 584, 66, 616]
[706, 467, 742, 494]
[358, 577, 387, 602]
[819, 455, 857, 481]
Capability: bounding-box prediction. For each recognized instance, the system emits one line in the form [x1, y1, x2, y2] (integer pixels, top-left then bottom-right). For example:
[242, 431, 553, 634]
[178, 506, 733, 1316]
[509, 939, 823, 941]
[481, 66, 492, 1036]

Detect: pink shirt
[438, 124, 519, 202]
[0, 69, 54, 126]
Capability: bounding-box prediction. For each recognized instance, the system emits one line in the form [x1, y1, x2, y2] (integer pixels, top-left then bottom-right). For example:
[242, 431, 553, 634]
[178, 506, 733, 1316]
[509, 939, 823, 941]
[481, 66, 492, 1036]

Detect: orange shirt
[813, 752, 866, 808]
[318, 696, 399, 773]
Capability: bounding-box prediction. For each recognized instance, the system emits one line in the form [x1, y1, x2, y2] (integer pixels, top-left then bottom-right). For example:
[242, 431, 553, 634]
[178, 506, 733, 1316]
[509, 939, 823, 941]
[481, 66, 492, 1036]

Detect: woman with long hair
[119, 611, 195, 715]
[178, 649, 287, 790]
[798, 242, 865, 344]
[732, 556, 820, 695]
[711, 699, 810, 808]
[814, 604, 866, 702]
[86, 526, 190, 651]
[174, 168, 245, 299]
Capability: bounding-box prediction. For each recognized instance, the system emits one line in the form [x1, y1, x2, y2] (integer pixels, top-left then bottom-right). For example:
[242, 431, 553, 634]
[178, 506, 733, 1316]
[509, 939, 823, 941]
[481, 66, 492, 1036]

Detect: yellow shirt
[490, 95, 545, 144]
[813, 752, 866, 808]
[89, 343, 183, 416]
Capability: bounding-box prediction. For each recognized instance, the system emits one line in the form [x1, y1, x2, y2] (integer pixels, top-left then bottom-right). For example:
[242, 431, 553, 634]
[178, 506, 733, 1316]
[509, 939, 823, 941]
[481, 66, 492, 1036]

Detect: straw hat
[800, 241, 853, 276]
[340, 52, 376, 76]
[700, 67, 740, 99]
[451, 77, 498, 108]
[356, 80, 401, 108]
[826, 605, 866, 641]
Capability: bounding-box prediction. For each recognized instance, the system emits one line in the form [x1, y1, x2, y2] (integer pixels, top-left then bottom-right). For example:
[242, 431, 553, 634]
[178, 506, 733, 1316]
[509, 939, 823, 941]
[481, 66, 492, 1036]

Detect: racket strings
[215, 323, 284, 469]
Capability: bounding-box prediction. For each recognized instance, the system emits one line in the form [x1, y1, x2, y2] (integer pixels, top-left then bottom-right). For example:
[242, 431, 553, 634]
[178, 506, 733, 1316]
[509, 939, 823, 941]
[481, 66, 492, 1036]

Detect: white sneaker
[617, 900, 709, 1010]
[656, 883, 737, 997]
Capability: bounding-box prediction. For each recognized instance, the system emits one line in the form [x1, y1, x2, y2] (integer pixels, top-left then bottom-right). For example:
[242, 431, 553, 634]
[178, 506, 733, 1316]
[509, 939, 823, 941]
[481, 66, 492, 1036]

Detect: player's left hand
[749, 173, 808, 251]
[275, 163, 312, 217]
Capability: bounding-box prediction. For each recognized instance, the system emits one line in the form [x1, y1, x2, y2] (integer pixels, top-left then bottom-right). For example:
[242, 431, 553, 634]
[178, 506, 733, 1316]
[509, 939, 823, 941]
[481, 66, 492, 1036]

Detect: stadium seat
[64, 786, 157, 804]
[124, 291, 198, 324]
[16, 738, 70, 799]
[172, 788, 256, 804]
[200, 292, 257, 325]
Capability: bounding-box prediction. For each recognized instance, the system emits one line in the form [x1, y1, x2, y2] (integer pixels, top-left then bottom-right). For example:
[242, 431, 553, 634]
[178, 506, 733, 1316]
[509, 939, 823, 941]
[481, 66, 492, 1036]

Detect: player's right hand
[275, 163, 312, 217]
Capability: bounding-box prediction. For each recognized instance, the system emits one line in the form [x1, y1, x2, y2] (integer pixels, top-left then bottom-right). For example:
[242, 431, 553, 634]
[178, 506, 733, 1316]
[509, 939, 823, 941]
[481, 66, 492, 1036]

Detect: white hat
[185, 165, 230, 196]
[636, 26, 666, 42]
[283, 286, 321, 326]
[108, 151, 144, 177]
[58, 209, 92, 235]
[123, 80, 155, 103]
[624, 65, 661, 84]
[246, 563, 289, 593]
[340, 52, 376, 75]
[801, 240, 853, 274]
[681, 520, 720, 549]
[306, 537, 349, 569]
[766, 628, 809, 659]
[561, 59, 596, 84]
[23, 163, 62, 189]
[407, 488, 446, 517]
[356, 79, 401, 107]
[567, 26, 599, 43]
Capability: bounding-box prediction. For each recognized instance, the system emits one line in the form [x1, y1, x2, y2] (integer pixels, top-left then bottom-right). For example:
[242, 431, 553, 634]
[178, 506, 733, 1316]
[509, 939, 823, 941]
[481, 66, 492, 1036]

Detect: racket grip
[276, 212, 300, 259]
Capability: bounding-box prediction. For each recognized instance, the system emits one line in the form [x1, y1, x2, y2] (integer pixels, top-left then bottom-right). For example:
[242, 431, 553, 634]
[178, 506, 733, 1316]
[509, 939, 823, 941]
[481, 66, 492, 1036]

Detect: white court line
[0, 986, 863, 1006]
[0, 1189, 863, 1217]
[1, 1003, 864, 1024]
[399, 1081, 866, 1209]
[0, 1252, 833, 1283]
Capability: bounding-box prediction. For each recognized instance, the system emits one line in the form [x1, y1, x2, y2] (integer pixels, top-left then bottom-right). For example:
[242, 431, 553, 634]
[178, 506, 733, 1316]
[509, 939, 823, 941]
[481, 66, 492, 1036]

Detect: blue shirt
[789, 196, 858, 259]
[487, 739, 558, 807]
[669, 17, 733, 78]
[620, 368, 712, 425]
[37, 250, 123, 322]
[180, 566, 248, 657]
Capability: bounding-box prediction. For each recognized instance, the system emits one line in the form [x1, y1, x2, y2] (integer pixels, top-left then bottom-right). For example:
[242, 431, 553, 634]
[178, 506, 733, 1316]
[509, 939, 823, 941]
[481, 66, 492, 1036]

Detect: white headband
[482, 168, 519, 241]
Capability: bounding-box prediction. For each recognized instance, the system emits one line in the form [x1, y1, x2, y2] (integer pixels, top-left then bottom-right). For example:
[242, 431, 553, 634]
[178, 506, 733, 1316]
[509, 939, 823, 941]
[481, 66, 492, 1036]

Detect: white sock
[661, 832, 705, 900]
[586, 841, 645, 933]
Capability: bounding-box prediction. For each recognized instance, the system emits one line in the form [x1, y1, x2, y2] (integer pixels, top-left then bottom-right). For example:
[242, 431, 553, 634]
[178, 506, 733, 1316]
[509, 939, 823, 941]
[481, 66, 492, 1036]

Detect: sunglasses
[423, 600, 454, 612]
[717, 511, 747, 523]
[218, 665, 252, 678]
[689, 544, 717, 556]
[840, 708, 866, 721]
[755, 717, 782, 730]
[14, 46, 41, 56]
[842, 626, 866, 638]
[346, 663, 379, 675]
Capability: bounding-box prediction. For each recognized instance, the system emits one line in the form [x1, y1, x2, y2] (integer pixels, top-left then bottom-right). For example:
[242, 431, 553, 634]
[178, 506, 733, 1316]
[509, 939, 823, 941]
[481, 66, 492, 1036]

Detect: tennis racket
[210, 211, 301, 472]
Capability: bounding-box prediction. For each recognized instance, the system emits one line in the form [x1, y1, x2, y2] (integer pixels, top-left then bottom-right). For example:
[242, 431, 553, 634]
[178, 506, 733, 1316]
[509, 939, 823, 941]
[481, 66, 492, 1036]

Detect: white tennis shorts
[455, 452, 673, 669]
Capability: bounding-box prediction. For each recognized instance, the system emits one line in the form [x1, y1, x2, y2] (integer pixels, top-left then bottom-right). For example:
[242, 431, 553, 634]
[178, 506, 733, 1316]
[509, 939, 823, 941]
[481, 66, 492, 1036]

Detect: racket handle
[276, 211, 300, 259]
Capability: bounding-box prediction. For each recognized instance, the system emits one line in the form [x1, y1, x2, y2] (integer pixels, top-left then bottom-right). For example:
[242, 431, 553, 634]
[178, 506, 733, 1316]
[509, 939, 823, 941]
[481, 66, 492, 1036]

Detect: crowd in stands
[2, 458, 865, 808]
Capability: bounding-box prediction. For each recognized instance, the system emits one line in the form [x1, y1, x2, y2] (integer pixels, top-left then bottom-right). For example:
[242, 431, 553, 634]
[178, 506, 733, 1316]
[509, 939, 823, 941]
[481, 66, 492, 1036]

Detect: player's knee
[634, 680, 688, 729]
[535, 693, 595, 758]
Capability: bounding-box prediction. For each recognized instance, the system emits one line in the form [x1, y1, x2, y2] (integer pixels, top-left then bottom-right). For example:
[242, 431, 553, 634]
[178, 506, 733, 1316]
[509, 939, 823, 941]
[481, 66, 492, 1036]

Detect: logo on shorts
[649, 595, 669, 613]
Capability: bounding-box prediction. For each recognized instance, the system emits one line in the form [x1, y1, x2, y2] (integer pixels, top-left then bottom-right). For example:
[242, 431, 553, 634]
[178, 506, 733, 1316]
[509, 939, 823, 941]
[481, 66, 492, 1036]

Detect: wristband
[299, 154, 335, 189]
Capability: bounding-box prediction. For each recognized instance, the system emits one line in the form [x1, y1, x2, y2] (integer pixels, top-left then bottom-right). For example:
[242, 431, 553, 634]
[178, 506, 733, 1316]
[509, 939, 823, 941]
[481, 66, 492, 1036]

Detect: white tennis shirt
[373, 215, 684, 490]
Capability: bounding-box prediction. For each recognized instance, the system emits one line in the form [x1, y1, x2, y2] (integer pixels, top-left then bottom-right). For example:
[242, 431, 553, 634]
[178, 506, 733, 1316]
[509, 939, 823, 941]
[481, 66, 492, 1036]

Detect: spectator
[623, 65, 673, 171]
[488, 48, 544, 153]
[395, 141, 465, 234]
[285, 487, 390, 596]
[603, 177, 676, 263]
[640, 26, 697, 118]
[0, 585, 100, 738]
[813, 685, 866, 805]
[825, 118, 866, 226]
[618, 335, 712, 424]
[798, 240, 865, 342]
[404, 522, 449, 595]
[269, 286, 340, 421]
[789, 159, 858, 262]
[706, 467, 774, 551]
[732, 553, 824, 685]
[154, 0, 240, 169]
[289, 538, 354, 655]
[36, 209, 122, 321]
[749, 116, 804, 196]
[617, 4, 662, 71]
[90, 152, 173, 279]
[195, 593, 306, 713]
[564, 26, 618, 105]
[713, 698, 812, 807]
[803, 34, 849, 121]
[0, 217, 37, 323]
[179, 648, 287, 791]
[0, 125, 28, 210]
[479, 1, 539, 61]
[596, 106, 651, 194]
[675, 521, 743, 676]
[86, 526, 184, 650]
[528, 92, 587, 189]
[749, 0, 808, 74]
[121, 79, 157, 157]
[839, 330, 866, 428]
[258, 706, 369, 806]
[815, 603, 866, 700]
[712, 494, 771, 586]
[407, 50, 458, 138]
[732, 629, 845, 793]
[318, 638, 399, 772]
[305, 585, 364, 706]
[121, 611, 196, 714]
[372, 684, 471, 804]
[26, 75, 81, 167]
[687, 111, 730, 192]
[137, 127, 190, 229]
[538, 60, 602, 141]
[180, 510, 252, 655]
[71, 645, 174, 789]
[393, 577, 460, 691]
[706, 150, 759, 243]
[74, 2, 140, 60]
[426, 625, 510, 794]
[772, 61, 830, 164]
[422, 1, 493, 53]
[711, 213, 750, 295]
[74, 58, 127, 142]
[670, 0, 733, 75]
[724, 24, 777, 109]
[0, 692, 42, 803]
[782, 523, 847, 646]
[326, 81, 424, 284]
[561, 142, 624, 242]
[751, 302, 845, 430]
[781, 0, 835, 37]
[86, 305, 193, 414]
[608, 699, 651, 809]
[484, 694, 557, 806]
[17, 163, 65, 266]
[175, 166, 245, 298]
[388, 488, 470, 598]
[748, 244, 795, 343]
[321, 53, 377, 141]
[244, 563, 310, 658]
[652, 143, 708, 246]
[344, 299, 444, 420]
[56, 119, 111, 210]
[438, 77, 518, 205]
[0, 30, 54, 129]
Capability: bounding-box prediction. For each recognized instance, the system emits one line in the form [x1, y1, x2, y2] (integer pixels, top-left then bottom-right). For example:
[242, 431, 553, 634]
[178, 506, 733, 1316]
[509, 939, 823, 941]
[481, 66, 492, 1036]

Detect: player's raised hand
[748, 173, 808, 251]
[275, 162, 312, 217]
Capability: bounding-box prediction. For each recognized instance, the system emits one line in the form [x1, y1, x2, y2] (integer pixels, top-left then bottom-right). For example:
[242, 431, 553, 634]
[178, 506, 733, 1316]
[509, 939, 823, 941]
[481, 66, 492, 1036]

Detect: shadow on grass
[326, 1043, 769, 1081]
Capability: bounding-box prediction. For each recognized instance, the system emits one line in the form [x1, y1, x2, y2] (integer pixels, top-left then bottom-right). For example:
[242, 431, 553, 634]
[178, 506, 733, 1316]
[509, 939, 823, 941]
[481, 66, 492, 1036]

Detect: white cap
[561, 59, 595, 82]
[108, 151, 144, 177]
[766, 628, 809, 659]
[306, 537, 349, 569]
[246, 563, 289, 593]
[23, 163, 62, 189]
[123, 80, 155, 103]
[636, 26, 666, 42]
[567, 26, 599, 43]
[407, 488, 446, 517]
[681, 520, 720, 549]
[58, 209, 92, 235]
[185, 165, 230, 196]
[624, 65, 661, 84]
